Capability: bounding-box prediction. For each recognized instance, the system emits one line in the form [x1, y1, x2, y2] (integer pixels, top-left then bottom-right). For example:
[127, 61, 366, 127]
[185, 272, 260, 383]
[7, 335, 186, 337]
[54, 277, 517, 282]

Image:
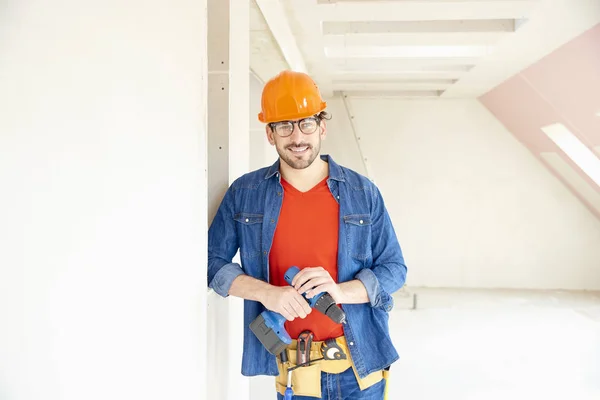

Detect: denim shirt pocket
[343, 214, 372, 261]
[233, 212, 263, 259]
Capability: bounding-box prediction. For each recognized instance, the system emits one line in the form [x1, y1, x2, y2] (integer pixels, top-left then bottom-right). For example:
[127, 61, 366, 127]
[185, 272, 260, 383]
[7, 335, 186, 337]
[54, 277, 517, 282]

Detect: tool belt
[275, 335, 386, 398]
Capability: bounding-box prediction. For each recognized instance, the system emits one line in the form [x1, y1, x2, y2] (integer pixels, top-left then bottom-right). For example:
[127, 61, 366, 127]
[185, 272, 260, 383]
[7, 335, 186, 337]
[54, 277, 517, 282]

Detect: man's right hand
[260, 285, 312, 321]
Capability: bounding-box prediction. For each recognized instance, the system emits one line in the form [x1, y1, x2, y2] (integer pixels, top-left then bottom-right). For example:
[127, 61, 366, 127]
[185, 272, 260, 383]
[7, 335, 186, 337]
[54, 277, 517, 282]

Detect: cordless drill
[249, 266, 346, 355]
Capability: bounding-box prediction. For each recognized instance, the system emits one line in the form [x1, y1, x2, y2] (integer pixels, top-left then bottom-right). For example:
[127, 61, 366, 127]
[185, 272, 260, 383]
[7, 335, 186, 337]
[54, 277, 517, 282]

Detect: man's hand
[259, 285, 312, 321]
[291, 267, 345, 304]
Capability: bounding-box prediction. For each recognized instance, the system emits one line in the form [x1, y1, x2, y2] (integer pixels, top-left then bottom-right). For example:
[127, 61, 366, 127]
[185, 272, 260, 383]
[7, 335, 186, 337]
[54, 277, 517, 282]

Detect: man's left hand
[291, 266, 345, 304]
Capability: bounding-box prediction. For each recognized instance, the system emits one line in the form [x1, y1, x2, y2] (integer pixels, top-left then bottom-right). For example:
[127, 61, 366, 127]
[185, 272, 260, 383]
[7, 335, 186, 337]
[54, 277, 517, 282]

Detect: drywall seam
[341, 92, 372, 181]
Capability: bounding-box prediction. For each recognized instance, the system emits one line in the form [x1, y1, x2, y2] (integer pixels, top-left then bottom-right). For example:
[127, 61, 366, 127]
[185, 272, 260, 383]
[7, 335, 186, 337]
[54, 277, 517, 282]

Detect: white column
[228, 1, 251, 400]
[207, 0, 250, 399]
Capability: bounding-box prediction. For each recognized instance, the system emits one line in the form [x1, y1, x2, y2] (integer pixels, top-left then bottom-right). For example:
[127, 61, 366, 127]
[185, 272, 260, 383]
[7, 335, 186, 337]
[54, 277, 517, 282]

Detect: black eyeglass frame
[268, 115, 322, 137]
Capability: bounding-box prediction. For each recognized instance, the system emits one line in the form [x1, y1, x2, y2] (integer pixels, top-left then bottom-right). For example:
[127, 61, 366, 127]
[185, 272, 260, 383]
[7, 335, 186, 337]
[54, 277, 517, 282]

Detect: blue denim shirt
[208, 155, 408, 378]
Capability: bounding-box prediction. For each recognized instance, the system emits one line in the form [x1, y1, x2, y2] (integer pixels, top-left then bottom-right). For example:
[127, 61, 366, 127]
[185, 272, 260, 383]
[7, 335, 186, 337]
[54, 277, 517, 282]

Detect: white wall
[325, 96, 600, 290]
[249, 72, 278, 170]
[321, 95, 368, 176]
[0, 2, 208, 399]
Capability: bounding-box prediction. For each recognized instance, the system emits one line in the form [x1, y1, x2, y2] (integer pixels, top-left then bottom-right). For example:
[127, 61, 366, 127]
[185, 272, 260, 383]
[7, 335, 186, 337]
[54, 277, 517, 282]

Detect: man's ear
[266, 126, 275, 146]
[320, 120, 327, 140]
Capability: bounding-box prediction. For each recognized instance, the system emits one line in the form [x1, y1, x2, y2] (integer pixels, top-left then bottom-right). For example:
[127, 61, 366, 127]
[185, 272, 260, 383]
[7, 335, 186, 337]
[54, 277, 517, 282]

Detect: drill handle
[283, 266, 323, 307]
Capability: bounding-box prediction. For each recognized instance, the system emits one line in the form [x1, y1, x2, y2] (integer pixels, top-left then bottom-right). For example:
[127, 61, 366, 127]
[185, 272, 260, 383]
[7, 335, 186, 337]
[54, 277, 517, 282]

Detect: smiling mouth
[288, 145, 309, 154]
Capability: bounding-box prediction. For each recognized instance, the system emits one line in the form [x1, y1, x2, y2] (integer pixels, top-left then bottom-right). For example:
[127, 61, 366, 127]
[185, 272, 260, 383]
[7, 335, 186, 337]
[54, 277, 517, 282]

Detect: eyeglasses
[269, 116, 320, 137]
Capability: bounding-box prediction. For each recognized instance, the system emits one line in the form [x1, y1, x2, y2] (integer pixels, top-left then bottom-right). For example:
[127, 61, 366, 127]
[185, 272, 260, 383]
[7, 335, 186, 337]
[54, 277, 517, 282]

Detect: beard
[275, 136, 321, 170]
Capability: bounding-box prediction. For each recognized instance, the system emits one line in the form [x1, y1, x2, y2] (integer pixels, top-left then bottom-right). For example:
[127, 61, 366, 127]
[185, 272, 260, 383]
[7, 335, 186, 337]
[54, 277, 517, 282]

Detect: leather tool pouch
[275, 336, 384, 397]
[276, 347, 322, 398]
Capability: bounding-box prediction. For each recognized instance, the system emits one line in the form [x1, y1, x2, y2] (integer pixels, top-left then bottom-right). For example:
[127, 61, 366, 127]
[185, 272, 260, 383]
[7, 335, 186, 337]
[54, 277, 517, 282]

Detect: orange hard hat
[258, 70, 327, 123]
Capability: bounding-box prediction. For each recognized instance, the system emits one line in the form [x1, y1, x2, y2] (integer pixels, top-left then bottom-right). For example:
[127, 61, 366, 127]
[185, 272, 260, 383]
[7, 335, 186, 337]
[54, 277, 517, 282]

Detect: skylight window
[541, 123, 600, 187]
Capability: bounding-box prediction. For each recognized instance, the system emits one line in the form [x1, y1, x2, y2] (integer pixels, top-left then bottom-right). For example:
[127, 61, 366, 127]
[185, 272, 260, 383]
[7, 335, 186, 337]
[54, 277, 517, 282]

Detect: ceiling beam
[331, 70, 469, 80]
[323, 20, 518, 34]
[318, 1, 538, 22]
[319, 0, 529, 3]
[330, 57, 477, 70]
[333, 78, 457, 84]
[324, 32, 510, 47]
[325, 45, 494, 58]
[254, 0, 307, 72]
[331, 81, 455, 91]
[341, 90, 444, 98]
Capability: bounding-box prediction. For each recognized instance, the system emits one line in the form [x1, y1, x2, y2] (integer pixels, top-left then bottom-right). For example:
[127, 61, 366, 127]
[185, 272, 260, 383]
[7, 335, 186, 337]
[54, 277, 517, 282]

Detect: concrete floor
[250, 288, 600, 399]
[389, 287, 600, 400]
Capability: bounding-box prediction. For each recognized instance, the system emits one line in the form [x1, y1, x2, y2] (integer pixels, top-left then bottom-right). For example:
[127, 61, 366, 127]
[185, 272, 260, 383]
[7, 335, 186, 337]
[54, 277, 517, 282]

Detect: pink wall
[480, 23, 600, 219]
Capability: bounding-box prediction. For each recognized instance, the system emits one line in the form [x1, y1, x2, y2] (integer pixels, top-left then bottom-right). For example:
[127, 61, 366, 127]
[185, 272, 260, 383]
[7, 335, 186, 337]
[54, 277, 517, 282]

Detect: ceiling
[250, 0, 600, 98]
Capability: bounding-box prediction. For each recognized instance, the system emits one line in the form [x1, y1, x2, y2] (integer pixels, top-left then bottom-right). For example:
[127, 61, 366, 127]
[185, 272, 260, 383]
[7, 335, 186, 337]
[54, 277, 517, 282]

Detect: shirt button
[337, 195, 340, 199]
[349, 341, 354, 346]
[271, 219, 274, 224]
[245, 218, 249, 223]
[263, 251, 267, 255]
[277, 192, 281, 196]
[359, 220, 363, 224]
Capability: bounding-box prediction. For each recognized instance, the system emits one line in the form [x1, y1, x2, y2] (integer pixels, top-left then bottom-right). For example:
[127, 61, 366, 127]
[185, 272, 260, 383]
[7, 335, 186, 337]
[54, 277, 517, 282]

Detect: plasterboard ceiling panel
[250, 0, 289, 82]
[540, 152, 600, 215]
[255, 0, 307, 72]
[250, 0, 269, 31]
[250, 30, 289, 82]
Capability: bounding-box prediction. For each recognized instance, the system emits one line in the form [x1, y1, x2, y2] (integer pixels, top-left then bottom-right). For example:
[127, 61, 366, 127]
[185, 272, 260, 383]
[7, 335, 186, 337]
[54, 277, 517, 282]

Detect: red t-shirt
[268, 176, 344, 341]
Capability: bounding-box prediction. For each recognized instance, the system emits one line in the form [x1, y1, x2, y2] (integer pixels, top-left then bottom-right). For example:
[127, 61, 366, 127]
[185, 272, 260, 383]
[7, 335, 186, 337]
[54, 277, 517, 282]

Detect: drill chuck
[314, 293, 346, 324]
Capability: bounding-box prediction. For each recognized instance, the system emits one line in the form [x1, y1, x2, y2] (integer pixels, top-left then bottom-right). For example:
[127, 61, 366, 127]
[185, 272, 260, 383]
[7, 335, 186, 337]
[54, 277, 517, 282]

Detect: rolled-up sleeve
[356, 185, 407, 311]
[207, 184, 246, 297]
[210, 262, 245, 297]
[355, 268, 394, 311]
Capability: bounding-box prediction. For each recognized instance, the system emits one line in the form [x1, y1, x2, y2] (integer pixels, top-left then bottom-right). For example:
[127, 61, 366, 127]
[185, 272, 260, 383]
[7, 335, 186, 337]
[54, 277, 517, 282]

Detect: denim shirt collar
[263, 154, 346, 182]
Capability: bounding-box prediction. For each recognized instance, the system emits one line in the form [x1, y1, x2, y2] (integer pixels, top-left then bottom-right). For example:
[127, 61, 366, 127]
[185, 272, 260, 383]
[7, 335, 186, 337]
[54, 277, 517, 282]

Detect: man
[208, 70, 407, 399]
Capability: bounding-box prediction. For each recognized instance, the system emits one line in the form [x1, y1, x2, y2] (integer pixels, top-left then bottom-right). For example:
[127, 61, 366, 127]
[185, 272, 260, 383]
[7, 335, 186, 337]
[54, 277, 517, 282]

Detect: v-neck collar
[281, 176, 329, 195]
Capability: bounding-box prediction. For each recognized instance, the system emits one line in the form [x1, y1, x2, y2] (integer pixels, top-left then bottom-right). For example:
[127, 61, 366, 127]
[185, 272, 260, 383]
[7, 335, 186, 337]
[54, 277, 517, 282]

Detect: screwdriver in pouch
[280, 350, 293, 400]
